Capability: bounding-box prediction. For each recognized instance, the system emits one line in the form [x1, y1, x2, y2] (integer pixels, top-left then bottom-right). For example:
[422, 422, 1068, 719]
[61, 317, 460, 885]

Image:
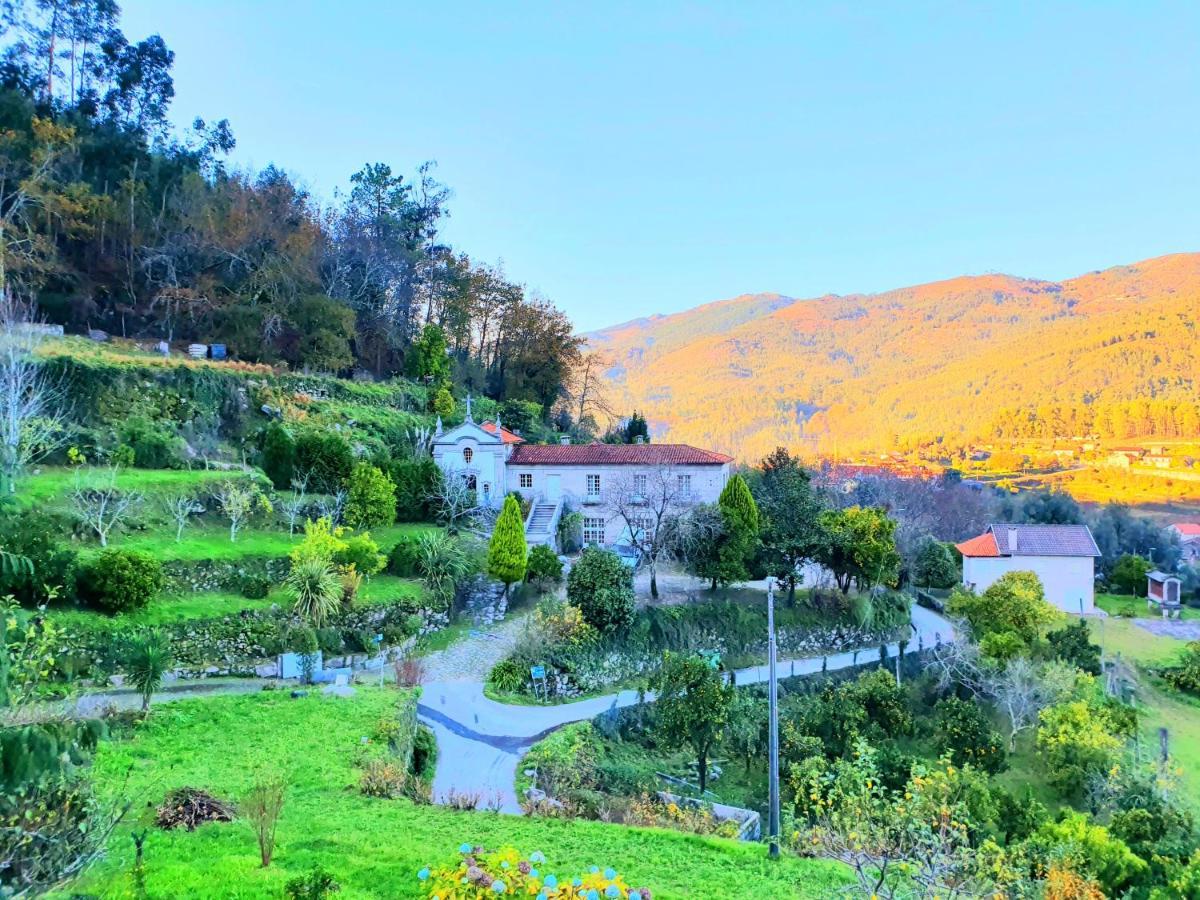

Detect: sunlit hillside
[589, 253, 1200, 462]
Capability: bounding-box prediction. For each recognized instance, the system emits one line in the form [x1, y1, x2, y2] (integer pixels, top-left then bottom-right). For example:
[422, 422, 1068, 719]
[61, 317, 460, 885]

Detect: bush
[526, 544, 563, 587]
[295, 429, 354, 493]
[1110, 554, 1152, 596]
[119, 416, 185, 469]
[77, 550, 164, 614]
[387, 457, 440, 522]
[1047, 619, 1102, 676]
[1163, 641, 1200, 695]
[335, 532, 386, 577]
[0, 511, 77, 606]
[412, 725, 437, 779]
[567, 547, 635, 634]
[261, 422, 297, 490]
[284, 865, 341, 900]
[241, 576, 272, 600]
[387, 536, 420, 577]
[488, 658, 527, 695]
[287, 558, 342, 626]
[414, 532, 471, 609]
[344, 463, 397, 529]
[932, 697, 1007, 774]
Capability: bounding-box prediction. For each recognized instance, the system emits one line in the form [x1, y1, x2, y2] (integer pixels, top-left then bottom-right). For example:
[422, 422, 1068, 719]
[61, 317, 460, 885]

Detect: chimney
[1007, 526, 1019, 554]
[560, 436, 570, 446]
[634, 435, 644, 444]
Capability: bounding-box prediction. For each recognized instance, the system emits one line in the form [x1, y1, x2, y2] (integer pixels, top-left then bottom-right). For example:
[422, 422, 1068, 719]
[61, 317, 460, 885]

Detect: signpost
[530, 665, 547, 702]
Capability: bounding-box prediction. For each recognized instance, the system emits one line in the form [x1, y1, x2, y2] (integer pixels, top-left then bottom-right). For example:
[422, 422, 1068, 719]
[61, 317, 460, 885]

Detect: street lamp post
[767, 577, 781, 859]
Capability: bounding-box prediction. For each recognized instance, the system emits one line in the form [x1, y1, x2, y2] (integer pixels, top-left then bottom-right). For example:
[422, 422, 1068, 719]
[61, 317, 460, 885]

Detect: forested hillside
[590, 254, 1200, 460]
[0, 2, 579, 413]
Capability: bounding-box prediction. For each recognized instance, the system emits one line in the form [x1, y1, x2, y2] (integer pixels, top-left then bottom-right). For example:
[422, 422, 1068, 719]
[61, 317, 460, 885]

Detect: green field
[1096, 591, 1198, 621]
[113, 522, 433, 562]
[61, 690, 847, 899]
[14, 466, 252, 509]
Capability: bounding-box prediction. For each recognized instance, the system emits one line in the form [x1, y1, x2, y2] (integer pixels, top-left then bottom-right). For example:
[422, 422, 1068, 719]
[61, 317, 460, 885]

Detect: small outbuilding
[1146, 570, 1183, 618]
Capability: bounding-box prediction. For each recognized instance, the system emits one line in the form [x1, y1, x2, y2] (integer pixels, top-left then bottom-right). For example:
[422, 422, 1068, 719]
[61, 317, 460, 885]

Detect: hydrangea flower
[530, 869, 540, 879]
[590, 866, 600, 874]
[605, 868, 616, 880]
[630, 893, 642, 900]
[586, 891, 599, 900]
[530, 851, 546, 864]
[417, 867, 430, 881]
[573, 877, 584, 887]
[491, 879, 506, 893]
[606, 886, 620, 898]
[501, 861, 510, 869]
[544, 875, 558, 889]
[460, 843, 473, 853]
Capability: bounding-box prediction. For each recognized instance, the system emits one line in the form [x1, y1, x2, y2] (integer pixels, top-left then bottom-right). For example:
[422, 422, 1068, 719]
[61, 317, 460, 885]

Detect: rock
[523, 788, 563, 809]
[322, 684, 356, 698]
[290, 690, 308, 699]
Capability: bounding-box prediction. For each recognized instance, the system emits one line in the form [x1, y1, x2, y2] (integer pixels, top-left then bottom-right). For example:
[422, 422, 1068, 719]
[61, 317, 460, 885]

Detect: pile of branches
[155, 787, 236, 831]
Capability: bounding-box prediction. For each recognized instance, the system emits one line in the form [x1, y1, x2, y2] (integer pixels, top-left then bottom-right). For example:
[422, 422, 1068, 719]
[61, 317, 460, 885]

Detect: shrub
[1047, 619, 1102, 676]
[488, 658, 527, 695]
[287, 558, 342, 627]
[523, 722, 599, 798]
[119, 416, 185, 469]
[526, 544, 563, 587]
[414, 532, 470, 609]
[1037, 699, 1126, 798]
[1163, 641, 1200, 695]
[261, 422, 296, 490]
[125, 630, 172, 711]
[412, 725, 437, 779]
[284, 866, 341, 900]
[557, 510, 583, 554]
[243, 774, 287, 868]
[294, 429, 354, 493]
[947, 570, 1060, 647]
[0, 511, 77, 605]
[77, 550, 164, 614]
[416, 846, 649, 900]
[344, 463, 397, 529]
[291, 516, 348, 566]
[241, 575, 272, 600]
[387, 536, 420, 577]
[387, 457, 440, 522]
[335, 532, 386, 577]
[1110, 554, 1152, 596]
[933, 697, 1007, 773]
[567, 547, 635, 634]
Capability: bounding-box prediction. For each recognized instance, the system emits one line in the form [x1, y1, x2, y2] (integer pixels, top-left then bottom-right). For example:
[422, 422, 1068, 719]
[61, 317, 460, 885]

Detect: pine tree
[487, 494, 527, 596]
[719, 472, 760, 534]
[694, 474, 761, 589]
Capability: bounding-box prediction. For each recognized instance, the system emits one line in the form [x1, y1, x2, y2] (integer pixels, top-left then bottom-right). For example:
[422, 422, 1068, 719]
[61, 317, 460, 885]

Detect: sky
[122, 1, 1200, 331]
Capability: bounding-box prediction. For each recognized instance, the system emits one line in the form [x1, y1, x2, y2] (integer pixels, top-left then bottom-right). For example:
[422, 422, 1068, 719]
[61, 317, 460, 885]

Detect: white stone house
[431, 401, 733, 547]
[956, 523, 1101, 615]
[1169, 523, 1200, 563]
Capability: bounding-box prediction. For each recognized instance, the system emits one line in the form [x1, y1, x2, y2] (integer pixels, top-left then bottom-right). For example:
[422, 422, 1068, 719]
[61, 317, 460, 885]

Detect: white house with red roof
[431, 398, 733, 547]
[956, 523, 1101, 615]
[1170, 523, 1200, 563]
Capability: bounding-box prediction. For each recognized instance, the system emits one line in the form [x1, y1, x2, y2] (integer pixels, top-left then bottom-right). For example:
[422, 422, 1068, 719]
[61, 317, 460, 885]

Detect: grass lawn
[46, 575, 426, 629]
[105, 522, 433, 562]
[62, 690, 847, 899]
[15, 466, 251, 509]
[1096, 592, 1198, 621]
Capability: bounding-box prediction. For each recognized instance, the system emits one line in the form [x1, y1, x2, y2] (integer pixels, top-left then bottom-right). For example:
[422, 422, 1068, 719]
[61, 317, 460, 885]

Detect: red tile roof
[956, 532, 1000, 558]
[1172, 523, 1200, 537]
[480, 421, 524, 444]
[507, 443, 733, 466]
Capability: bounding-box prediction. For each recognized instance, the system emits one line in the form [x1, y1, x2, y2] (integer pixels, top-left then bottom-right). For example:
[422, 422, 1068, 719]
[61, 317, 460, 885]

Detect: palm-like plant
[415, 532, 470, 608]
[287, 558, 342, 627]
[126, 630, 172, 712]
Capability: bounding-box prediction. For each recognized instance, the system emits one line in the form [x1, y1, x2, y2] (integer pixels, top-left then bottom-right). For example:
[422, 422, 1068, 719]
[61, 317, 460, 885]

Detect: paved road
[418, 604, 955, 813]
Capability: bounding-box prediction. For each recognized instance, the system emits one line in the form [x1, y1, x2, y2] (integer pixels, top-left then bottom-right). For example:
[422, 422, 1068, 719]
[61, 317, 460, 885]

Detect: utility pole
[767, 577, 780, 859]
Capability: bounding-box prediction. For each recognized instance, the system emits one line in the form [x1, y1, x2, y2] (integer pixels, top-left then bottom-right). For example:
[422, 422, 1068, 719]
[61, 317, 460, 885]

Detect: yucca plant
[125, 630, 172, 712]
[287, 557, 342, 627]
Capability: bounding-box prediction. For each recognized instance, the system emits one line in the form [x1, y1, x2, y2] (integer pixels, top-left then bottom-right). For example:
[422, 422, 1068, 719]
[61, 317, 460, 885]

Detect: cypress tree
[718, 473, 760, 533]
[487, 495, 528, 597]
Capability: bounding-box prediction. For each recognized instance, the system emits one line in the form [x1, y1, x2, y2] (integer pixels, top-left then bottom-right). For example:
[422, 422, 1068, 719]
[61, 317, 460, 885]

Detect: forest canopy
[0, 0, 582, 411]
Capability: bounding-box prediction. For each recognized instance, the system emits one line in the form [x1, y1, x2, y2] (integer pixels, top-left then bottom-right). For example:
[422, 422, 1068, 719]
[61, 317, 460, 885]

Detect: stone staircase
[524, 500, 561, 548]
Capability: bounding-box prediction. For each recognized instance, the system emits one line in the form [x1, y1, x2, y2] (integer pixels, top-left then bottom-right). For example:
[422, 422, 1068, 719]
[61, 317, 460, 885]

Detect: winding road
[418, 604, 955, 814]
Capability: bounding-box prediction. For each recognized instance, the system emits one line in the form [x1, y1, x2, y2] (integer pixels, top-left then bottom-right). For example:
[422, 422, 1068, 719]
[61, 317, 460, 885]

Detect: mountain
[587, 253, 1200, 462]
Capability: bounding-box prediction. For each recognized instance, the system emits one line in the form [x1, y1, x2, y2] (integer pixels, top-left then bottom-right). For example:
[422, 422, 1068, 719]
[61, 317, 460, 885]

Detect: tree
[1110, 554, 1151, 596]
[525, 543, 563, 588]
[487, 494, 527, 597]
[690, 474, 760, 589]
[652, 652, 735, 794]
[947, 570, 1060, 649]
[343, 463, 396, 529]
[212, 481, 271, 542]
[609, 464, 693, 599]
[125, 630, 171, 712]
[261, 422, 296, 490]
[406, 322, 451, 389]
[1047, 619, 1103, 676]
[280, 473, 310, 536]
[566, 546, 635, 634]
[159, 490, 202, 542]
[71, 466, 140, 546]
[425, 467, 481, 532]
[0, 292, 67, 493]
[914, 538, 959, 590]
[752, 448, 825, 603]
[816, 506, 901, 595]
[1037, 699, 1130, 798]
[243, 774, 287, 868]
[286, 558, 342, 627]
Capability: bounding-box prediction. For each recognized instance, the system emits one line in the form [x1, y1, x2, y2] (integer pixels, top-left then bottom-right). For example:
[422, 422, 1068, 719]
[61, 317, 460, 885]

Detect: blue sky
[123, 1, 1200, 331]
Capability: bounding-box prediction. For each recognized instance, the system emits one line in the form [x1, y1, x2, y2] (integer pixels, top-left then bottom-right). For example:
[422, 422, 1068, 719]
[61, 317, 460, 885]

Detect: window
[677, 474, 692, 498]
[583, 517, 606, 545]
[483, 483, 491, 501]
[632, 515, 654, 539]
[633, 473, 648, 498]
[586, 474, 601, 499]
[462, 447, 473, 464]
[464, 474, 477, 490]
[519, 473, 533, 489]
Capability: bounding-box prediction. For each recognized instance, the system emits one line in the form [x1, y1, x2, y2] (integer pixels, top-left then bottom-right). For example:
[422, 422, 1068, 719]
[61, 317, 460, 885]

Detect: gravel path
[419, 613, 533, 683]
[418, 604, 956, 814]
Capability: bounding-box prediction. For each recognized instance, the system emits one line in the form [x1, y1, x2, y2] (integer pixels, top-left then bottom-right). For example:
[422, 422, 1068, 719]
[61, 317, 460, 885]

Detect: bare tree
[567, 349, 616, 434]
[0, 292, 68, 494]
[159, 491, 204, 542]
[279, 472, 309, 535]
[426, 467, 482, 532]
[663, 502, 725, 573]
[609, 466, 694, 599]
[315, 487, 347, 525]
[213, 482, 268, 542]
[72, 466, 141, 547]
